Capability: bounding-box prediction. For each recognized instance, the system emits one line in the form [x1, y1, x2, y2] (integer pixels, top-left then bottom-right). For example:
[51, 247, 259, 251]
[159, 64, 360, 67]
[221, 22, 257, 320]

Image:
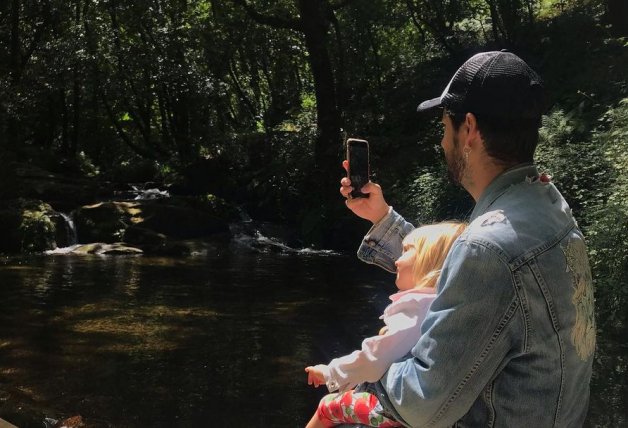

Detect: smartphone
[346, 138, 370, 199]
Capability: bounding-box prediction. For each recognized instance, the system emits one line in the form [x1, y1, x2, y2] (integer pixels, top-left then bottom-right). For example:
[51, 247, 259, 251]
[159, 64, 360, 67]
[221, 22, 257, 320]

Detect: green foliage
[20, 207, 55, 252]
[584, 99, 628, 331]
[193, 194, 239, 222]
[391, 164, 472, 225]
[537, 109, 608, 215]
[276, 92, 317, 137]
[16, 200, 57, 253]
[537, 99, 628, 332]
[77, 151, 100, 177]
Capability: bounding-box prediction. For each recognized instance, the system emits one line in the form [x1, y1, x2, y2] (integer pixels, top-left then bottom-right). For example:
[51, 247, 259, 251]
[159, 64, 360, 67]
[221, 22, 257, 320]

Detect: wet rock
[0, 388, 52, 428]
[49, 243, 143, 255]
[50, 415, 84, 428]
[73, 202, 132, 243]
[123, 225, 168, 248]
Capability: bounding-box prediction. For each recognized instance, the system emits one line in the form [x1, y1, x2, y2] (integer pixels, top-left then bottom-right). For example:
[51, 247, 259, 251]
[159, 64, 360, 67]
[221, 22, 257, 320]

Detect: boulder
[62, 243, 143, 255]
[73, 201, 132, 243]
[73, 196, 237, 252]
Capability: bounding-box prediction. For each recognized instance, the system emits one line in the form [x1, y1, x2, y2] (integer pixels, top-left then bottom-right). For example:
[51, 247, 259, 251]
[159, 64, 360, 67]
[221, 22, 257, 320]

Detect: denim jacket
[357, 164, 595, 427]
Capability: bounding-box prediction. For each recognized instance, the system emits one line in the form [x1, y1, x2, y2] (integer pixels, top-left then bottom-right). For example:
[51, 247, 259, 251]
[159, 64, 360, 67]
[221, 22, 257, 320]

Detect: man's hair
[448, 111, 541, 167]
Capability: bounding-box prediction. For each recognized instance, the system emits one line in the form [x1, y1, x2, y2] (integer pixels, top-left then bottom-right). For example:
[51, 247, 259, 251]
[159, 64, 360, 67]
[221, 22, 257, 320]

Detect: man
[340, 51, 595, 427]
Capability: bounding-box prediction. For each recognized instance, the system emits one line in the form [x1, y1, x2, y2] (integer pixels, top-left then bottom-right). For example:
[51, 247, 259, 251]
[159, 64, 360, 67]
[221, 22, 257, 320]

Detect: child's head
[395, 222, 466, 291]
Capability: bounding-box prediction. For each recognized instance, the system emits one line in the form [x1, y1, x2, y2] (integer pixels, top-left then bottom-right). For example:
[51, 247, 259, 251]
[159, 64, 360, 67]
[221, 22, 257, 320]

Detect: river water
[0, 240, 625, 427]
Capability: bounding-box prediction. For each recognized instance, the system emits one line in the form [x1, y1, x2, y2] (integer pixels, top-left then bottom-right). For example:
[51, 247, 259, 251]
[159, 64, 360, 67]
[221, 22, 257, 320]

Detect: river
[0, 240, 625, 427]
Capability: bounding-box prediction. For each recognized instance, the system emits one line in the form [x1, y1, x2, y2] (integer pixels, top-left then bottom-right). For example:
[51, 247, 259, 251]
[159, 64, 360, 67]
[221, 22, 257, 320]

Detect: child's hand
[305, 365, 326, 388]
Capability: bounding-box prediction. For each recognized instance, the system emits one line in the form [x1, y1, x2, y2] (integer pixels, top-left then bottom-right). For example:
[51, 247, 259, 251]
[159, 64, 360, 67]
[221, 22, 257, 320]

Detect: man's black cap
[417, 51, 547, 120]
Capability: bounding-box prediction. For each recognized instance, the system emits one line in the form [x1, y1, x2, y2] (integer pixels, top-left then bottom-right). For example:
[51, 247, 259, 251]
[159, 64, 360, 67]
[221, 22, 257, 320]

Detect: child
[304, 222, 466, 428]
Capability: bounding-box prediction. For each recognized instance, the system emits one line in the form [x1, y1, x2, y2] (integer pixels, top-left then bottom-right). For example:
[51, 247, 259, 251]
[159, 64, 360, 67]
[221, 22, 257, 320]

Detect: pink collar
[390, 288, 435, 302]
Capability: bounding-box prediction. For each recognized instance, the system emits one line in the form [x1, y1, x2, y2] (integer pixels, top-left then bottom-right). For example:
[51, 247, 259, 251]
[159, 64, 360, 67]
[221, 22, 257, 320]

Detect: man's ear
[464, 112, 481, 148]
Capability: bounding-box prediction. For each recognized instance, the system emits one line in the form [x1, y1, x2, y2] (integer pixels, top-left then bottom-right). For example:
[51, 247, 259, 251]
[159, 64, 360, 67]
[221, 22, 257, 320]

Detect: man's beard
[445, 135, 465, 185]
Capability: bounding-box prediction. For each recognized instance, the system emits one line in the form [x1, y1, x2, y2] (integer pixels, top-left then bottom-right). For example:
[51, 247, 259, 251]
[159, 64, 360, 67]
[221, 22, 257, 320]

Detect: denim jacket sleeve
[357, 208, 416, 273]
[379, 238, 522, 427]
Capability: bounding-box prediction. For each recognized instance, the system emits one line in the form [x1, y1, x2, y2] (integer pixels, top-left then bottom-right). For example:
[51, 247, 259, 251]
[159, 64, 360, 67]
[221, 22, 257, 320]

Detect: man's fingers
[340, 176, 353, 199]
[361, 181, 380, 195]
[342, 159, 349, 172]
[345, 197, 364, 210]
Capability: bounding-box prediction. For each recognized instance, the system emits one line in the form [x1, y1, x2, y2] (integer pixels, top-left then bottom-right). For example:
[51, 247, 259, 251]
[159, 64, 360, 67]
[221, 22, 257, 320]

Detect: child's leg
[314, 390, 401, 427]
[305, 410, 328, 428]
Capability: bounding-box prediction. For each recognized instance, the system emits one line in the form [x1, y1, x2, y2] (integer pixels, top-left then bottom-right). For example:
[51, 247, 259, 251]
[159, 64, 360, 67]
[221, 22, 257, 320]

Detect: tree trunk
[297, 0, 341, 172]
[607, 0, 628, 36]
[486, 0, 503, 43]
[70, 0, 83, 156]
[60, 87, 69, 154]
[406, 0, 461, 57]
[5, 0, 21, 150]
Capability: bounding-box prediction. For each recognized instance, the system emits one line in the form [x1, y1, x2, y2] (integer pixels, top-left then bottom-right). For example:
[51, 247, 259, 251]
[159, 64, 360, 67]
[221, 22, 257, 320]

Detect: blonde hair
[402, 221, 466, 289]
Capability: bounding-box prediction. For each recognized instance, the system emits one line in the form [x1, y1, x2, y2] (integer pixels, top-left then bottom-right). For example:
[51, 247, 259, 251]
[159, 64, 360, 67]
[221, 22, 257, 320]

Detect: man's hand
[305, 365, 326, 388]
[340, 160, 390, 224]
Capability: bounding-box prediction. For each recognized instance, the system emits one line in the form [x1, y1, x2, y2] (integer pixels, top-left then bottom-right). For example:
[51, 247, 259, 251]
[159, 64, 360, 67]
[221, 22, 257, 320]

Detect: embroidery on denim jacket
[562, 238, 596, 360]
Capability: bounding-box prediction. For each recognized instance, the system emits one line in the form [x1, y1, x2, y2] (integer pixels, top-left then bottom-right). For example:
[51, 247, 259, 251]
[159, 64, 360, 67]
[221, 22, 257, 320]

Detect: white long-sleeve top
[319, 288, 436, 393]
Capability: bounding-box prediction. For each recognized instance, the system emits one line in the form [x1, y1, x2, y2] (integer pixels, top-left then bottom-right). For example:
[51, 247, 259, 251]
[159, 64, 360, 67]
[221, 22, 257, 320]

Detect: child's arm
[325, 293, 435, 393]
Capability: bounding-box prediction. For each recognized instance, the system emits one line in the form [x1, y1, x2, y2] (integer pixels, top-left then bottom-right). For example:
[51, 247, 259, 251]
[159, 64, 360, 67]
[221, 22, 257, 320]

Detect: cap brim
[416, 97, 442, 113]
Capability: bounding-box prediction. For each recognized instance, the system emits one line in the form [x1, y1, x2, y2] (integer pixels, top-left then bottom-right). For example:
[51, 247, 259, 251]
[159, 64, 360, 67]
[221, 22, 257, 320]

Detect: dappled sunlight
[56, 303, 222, 353]
[0, 252, 375, 426]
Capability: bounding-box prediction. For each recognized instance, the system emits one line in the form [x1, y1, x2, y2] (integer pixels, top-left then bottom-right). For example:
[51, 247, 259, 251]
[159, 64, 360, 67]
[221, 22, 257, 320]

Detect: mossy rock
[73, 202, 133, 243]
[0, 199, 57, 253]
[73, 197, 235, 247]
[70, 243, 143, 255]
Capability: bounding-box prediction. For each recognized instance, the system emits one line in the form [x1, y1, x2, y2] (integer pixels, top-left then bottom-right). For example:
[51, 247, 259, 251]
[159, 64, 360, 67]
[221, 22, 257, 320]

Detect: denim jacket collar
[470, 163, 539, 221]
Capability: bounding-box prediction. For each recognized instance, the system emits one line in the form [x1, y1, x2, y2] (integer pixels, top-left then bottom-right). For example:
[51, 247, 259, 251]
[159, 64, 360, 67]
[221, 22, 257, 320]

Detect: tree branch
[330, 0, 356, 11]
[231, 0, 301, 31]
[19, 0, 52, 77]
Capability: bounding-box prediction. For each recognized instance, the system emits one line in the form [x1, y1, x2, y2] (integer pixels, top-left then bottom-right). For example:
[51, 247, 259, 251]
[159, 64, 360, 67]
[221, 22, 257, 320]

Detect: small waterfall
[112, 184, 170, 201]
[132, 185, 169, 200]
[229, 207, 337, 256]
[59, 212, 78, 246]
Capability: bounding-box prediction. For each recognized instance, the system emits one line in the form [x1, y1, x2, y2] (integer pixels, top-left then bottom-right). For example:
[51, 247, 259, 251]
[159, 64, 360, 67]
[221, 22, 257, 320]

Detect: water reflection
[0, 251, 625, 427]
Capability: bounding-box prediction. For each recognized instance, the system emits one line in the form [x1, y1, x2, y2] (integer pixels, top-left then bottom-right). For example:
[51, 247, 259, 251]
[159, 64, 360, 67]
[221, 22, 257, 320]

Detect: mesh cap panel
[418, 51, 547, 120]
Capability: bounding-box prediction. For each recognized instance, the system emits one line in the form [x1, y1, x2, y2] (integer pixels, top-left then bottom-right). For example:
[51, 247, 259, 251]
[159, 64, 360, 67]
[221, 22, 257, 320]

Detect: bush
[391, 164, 472, 225]
[583, 98, 628, 331]
[537, 100, 628, 332]
[0, 199, 57, 253]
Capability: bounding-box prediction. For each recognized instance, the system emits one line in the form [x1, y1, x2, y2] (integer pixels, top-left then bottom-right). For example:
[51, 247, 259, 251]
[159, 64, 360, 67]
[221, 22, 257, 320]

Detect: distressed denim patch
[478, 210, 507, 227]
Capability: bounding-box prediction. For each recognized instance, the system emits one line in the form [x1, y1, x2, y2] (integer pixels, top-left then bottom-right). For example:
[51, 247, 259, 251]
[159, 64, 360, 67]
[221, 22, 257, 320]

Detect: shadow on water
[0, 245, 625, 427]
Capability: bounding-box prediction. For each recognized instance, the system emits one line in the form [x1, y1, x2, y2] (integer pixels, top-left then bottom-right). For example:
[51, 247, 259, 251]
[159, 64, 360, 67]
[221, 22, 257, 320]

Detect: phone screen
[347, 139, 369, 198]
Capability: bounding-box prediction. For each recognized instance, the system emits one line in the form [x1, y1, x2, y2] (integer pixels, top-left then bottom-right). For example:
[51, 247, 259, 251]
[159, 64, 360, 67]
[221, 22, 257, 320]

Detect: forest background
[0, 0, 626, 335]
